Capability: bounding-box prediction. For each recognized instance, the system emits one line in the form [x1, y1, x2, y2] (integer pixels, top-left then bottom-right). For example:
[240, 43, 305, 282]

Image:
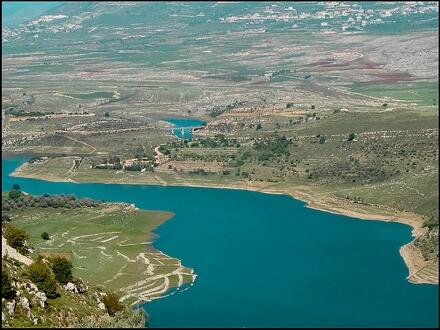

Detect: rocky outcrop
[1, 236, 32, 266]
[63, 282, 78, 293]
[5, 300, 15, 316]
[19, 297, 32, 319]
[34, 292, 47, 309]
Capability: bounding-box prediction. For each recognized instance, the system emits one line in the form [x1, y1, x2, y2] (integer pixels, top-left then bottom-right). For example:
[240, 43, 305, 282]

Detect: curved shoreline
[9, 163, 438, 285]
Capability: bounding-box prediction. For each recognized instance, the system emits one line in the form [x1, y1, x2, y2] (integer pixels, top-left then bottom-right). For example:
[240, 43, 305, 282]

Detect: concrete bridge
[170, 126, 203, 140]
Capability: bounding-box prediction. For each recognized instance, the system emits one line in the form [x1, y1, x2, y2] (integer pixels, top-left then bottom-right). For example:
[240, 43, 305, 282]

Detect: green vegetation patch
[64, 91, 115, 100]
[349, 81, 438, 106]
[6, 203, 195, 304]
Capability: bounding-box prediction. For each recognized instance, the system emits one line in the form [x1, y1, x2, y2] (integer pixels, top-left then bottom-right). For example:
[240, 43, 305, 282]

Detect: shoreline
[9, 163, 438, 285]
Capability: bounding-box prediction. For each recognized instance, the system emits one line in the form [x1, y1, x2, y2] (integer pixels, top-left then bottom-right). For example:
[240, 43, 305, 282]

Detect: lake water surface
[2, 156, 438, 328]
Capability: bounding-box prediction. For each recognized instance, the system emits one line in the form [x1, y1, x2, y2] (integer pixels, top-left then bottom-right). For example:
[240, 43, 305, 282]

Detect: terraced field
[8, 204, 196, 305]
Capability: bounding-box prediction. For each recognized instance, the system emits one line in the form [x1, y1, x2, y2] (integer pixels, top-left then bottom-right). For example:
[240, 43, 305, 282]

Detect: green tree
[2, 269, 16, 299]
[28, 260, 59, 298]
[102, 292, 125, 316]
[4, 224, 29, 254]
[8, 189, 21, 200]
[347, 133, 357, 141]
[104, 112, 110, 117]
[256, 123, 262, 130]
[50, 256, 73, 285]
[41, 232, 50, 240]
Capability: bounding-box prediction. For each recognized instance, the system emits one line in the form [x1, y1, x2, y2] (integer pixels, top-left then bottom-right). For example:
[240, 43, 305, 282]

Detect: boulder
[35, 291, 47, 308]
[28, 282, 38, 292]
[74, 279, 88, 293]
[98, 302, 106, 311]
[63, 282, 78, 293]
[20, 296, 30, 310]
[20, 296, 32, 318]
[6, 300, 15, 315]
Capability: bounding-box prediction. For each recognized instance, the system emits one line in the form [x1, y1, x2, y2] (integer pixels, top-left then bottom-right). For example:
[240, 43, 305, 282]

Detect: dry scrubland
[2, 2, 439, 285]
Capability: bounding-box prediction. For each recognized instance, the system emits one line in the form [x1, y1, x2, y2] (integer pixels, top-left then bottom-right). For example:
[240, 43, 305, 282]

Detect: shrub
[423, 216, 439, 230]
[347, 133, 357, 141]
[2, 214, 11, 222]
[8, 189, 22, 200]
[50, 256, 73, 285]
[28, 260, 59, 298]
[73, 309, 146, 328]
[2, 269, 16, 299]
[41, 232, 50, 240]
[3, 224, 29, 254]
[102, 292, 125, 316]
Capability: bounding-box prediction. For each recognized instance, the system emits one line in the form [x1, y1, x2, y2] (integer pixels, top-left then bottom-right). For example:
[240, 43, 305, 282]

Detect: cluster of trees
[196, 135, 239, 148]
[5, 108, 57, 117]
[27, 252, 74, 299]
[101, 156, 121, 165]
[125, 161, 153, 172]
[28, 260, 60, 298]
[50, 256, 73, 285]
[28, 156, 44, 164]
[134, 145, 148, 159]
[208, 100, 246, 117]
[2, 185, 102, 212]
[188, 168, 210, 175]
[344, 195, 369, 205]
[253, 135, 292, 161]
[2, 223, 73, 299]
[8, 183, 22, 200]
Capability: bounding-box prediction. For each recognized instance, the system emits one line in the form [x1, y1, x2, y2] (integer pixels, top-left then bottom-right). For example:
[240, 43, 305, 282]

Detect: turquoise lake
[163, 118, 206, 140]
[2, 156, 438, 328]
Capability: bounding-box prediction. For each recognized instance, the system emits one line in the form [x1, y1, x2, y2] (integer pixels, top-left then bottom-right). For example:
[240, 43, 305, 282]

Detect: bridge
[170, 126, 204, 140]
